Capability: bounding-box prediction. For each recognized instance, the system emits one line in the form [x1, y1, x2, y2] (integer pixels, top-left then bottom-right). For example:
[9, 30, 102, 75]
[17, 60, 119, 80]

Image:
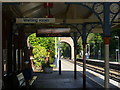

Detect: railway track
[67, 59, 120, 83]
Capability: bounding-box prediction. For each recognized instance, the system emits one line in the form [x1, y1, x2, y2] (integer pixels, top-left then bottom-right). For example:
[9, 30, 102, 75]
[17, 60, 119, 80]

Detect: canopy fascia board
[16, 18, 120, 24]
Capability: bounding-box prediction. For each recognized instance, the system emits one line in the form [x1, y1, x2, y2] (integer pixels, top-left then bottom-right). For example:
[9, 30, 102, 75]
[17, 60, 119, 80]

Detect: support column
[71, 45, 75, 60]
[23, 36, 29, 61]
[55, 37, 57, 59]
[23, 34, 31, 70]
[18, 30, 22, 71]
[82, 24, 87, 89]
[59, 60, 61, 75]
[0, 3, 2, 90]
[58, 37, 61, 74]
[103, 37, 110, 88]
[18, 48, 20, 71]
[13, 35, 17, 72]
[103, 3, 111, 88]
[83, 44, 86, 88]
[7, 23, 13, 74]
[18, 29, 24, 71]
[73, 34, 77, 79]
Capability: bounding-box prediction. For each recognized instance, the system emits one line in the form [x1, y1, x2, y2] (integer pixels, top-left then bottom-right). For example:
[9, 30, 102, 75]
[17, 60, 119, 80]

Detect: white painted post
[105, 44, 109, 88]
[55, 37, 57, 58]
[103, 37, 110, 88]
[0, 2, 2, 90]
[58, 37, 60, 67]
[71, 45, 74, 60]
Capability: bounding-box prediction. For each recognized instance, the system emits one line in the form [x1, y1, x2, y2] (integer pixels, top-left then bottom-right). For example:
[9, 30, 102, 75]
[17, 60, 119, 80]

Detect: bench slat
[29, 76, 37, 85]
[17, 73, 26, 86]
[17, 73, 37, 87]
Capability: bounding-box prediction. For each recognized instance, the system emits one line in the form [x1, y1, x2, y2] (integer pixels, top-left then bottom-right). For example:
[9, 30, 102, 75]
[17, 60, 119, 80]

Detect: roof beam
[112, 23, 120, 30]
[55, 19, 100, 23]
[56, 19, 120, 24]
[23, 5, 43, 16]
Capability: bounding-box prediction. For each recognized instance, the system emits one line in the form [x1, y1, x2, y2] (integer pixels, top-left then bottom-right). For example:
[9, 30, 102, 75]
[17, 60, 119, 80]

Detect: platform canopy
[2, 2, 120, 34]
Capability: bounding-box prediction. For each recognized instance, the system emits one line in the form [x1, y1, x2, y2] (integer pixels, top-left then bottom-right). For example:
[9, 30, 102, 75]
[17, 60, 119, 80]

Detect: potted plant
[42, 57, 53, 73]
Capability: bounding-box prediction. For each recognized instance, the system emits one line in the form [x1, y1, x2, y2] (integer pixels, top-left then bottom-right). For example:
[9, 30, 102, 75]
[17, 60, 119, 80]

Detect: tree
[77, 33, 103, 59]
[28, 33, 55, 54]
[33, 45, 47, 60]
[60, 43, 71, 59]
[33, 45, 47, 67]
[28, 33, 55, 66]
[109, 28, 120, 60]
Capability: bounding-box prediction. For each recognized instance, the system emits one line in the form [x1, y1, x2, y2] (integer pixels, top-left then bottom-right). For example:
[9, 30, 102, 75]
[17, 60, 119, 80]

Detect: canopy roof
[2, 2, 120, 34]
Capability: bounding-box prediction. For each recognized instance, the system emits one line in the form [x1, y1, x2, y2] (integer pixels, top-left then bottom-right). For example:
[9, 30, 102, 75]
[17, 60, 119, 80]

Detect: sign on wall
[16, 18, 55, 24]
[36, 28, 72, 37]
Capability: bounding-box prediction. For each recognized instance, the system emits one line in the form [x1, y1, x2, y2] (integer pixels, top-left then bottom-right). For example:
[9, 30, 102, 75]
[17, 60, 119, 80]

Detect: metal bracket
[65, 2, 120, 37]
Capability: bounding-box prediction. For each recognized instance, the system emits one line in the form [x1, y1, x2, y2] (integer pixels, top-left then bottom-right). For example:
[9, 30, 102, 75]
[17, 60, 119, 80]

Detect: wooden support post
[22, 34, 28, 70]
[18, 49, 20, 71]
[18, 29, 24, 71]
[18, 30, 21, 71]
[13, 45, 16, 72]
[7, 23, 13, 74]
[13, 35, 17, 72]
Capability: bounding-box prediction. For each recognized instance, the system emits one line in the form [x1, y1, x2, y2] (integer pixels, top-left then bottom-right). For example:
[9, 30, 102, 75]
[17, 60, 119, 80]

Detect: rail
[67, 59, 120, 82]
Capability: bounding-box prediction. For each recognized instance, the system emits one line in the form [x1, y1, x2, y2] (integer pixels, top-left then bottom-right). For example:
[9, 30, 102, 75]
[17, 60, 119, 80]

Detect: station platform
[87, 59, 120, 65]
[78, 58, 120, 65]
[31, 59, 119, 89]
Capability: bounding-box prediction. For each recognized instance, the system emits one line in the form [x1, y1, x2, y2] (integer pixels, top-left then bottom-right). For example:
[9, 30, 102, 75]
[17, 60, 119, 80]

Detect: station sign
[16, 18, 55, 24]
[36, 28, 72, 37]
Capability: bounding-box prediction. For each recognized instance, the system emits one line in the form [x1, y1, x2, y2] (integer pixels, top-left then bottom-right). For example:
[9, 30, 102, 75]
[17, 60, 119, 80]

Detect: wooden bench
[17, 73, 26, 87]
[17, 72, 37, 87]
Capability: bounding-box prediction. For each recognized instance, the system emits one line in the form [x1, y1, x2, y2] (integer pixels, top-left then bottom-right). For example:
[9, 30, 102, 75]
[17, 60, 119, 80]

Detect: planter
[43, 67, 53, 73]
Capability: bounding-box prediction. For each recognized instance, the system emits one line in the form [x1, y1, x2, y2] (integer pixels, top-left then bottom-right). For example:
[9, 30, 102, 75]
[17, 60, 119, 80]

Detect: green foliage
[87, 33, 103, 44]
[32, 45, 47, 67]
[33, 45, 47, 60]
[77, 33, 103, 59]
[28, 33, 55, 54]
[77, 37, 83, 55]
[60, 43, 71, 58]
[109, 29, 120, 59]
[28, 33, 55, 67]
[49, 53, 55, 64]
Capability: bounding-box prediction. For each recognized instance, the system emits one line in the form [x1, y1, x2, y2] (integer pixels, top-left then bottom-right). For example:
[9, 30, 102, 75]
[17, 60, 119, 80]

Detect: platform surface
[32, 59, 119, 89]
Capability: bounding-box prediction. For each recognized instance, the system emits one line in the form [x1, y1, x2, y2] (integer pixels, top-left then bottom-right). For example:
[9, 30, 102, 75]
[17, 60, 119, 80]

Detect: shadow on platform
[30, 70, 118, 89]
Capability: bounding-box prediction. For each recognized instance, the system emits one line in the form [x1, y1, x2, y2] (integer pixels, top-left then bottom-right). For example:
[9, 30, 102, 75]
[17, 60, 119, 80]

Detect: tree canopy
[28, 33, 55, 53]
[28, 33, 55, 67]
